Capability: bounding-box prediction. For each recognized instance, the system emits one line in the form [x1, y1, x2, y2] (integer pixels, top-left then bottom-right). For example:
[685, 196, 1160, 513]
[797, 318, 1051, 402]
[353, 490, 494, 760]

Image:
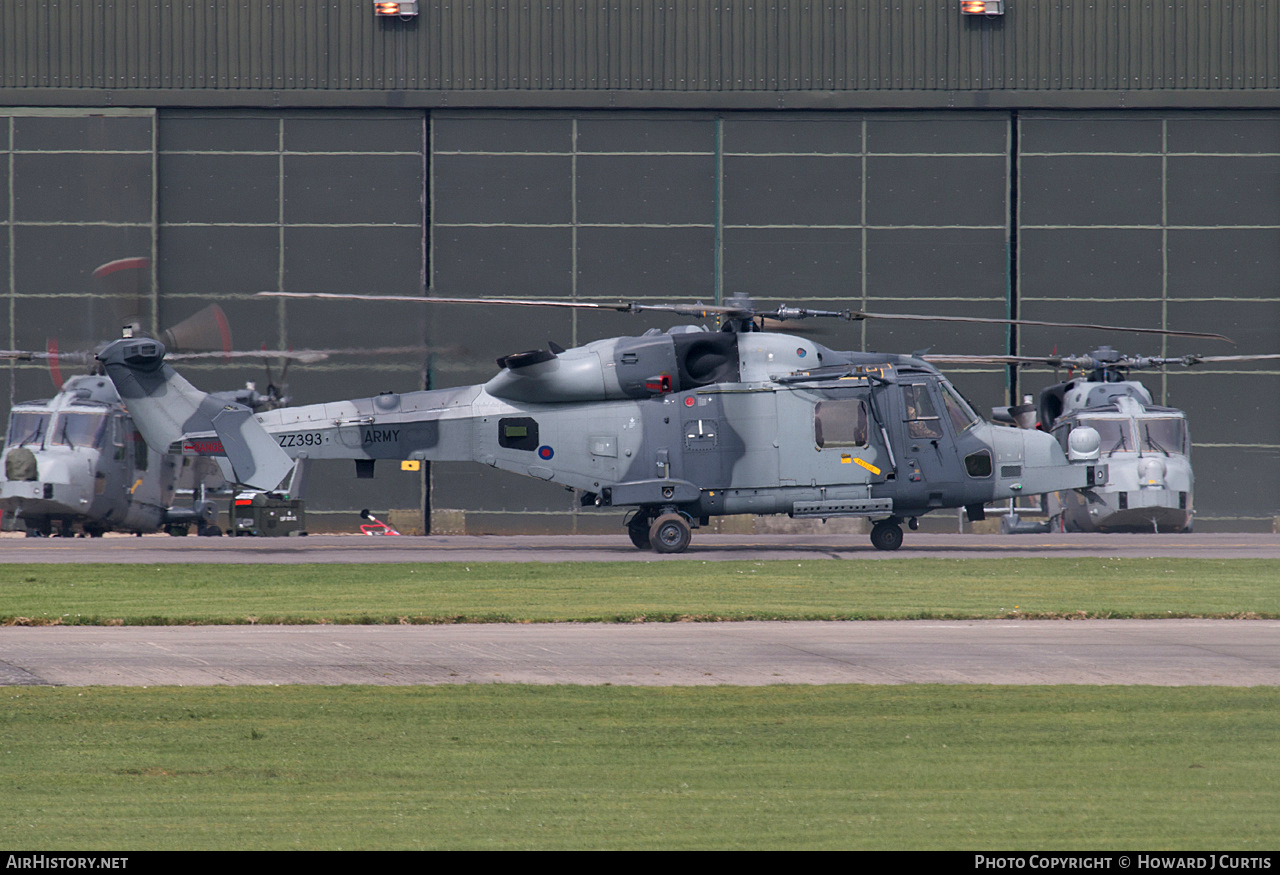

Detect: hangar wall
[2, 0, 1277, 102]
[2, 1, 1278, 531]
[425, 108, 1280, 532]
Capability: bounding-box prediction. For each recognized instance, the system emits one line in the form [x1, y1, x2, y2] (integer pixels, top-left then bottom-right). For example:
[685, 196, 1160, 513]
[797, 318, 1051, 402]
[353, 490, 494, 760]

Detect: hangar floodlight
[960, 0, 1004, 15]
[374, 1, 419, 18]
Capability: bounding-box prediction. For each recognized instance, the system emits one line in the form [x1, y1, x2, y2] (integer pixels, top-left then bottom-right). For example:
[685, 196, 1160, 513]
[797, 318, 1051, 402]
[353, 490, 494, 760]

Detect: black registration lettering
[276, 432, 325, 448]
[362, 429, 400, 445]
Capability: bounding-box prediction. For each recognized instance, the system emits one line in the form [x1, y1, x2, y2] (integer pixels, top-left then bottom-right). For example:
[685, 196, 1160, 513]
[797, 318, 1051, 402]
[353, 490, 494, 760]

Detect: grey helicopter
[0, 257, 317, 537]
[927, 347, 1280, 534]
[95, 293, 1228, 552]
[0, 316, 313, 538]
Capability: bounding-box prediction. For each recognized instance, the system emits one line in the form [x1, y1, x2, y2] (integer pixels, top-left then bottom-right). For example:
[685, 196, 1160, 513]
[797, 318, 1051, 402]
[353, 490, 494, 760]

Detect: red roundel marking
[684, 396, 695, 407]
[538, 445, 554, 460]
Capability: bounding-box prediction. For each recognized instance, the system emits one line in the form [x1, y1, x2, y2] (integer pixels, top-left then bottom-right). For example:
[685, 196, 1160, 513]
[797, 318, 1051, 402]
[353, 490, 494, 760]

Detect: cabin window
[49, 412, 108, 449]
[498, 417, 539, 451]
[814, 399, 868, 448]
[6, 412, 49, 447]
[964, 450, 993, 478]
[902, 385, 943, 439]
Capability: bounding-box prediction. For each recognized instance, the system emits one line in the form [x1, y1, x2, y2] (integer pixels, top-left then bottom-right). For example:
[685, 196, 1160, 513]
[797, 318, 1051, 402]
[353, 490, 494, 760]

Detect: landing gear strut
[870, 519, 904, 552]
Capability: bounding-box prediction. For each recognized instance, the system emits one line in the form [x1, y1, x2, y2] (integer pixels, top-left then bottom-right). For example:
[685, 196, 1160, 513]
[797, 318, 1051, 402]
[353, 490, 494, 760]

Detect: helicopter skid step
[791, 498, 894, 518]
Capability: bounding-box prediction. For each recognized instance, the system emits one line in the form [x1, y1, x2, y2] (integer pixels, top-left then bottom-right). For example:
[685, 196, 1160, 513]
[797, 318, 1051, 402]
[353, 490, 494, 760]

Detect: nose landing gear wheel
[870, 520, 904, 552]
[649, 513, 692, 554]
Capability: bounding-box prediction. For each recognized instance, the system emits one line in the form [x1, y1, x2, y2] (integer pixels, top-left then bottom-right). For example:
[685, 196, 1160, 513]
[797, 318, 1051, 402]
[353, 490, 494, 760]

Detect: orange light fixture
[374, 1, 418, 17]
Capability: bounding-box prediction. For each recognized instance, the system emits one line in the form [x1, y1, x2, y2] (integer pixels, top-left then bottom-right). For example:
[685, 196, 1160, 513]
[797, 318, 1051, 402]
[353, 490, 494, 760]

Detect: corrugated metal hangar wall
[2, 2, 1278, 531]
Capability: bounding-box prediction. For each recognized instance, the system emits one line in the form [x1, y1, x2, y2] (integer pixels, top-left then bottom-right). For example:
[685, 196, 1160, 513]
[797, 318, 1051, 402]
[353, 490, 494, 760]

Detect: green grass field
[3, 684, 1277, 850]
[2, 558, 1278, 625]
[3, 559, 1277, 849]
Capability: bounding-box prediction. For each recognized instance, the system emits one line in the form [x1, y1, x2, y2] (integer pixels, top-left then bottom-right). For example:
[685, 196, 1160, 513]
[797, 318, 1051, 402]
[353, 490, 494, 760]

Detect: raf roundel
[797, 347, 807, 358]
[538, 445, 554, 460]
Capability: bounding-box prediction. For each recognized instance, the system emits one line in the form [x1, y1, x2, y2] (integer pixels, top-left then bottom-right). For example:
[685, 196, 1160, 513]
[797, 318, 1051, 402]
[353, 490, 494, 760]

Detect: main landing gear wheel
[649, 513, 692, 554]
[627, 517, 653, 550]
[870, 520, 904, 552]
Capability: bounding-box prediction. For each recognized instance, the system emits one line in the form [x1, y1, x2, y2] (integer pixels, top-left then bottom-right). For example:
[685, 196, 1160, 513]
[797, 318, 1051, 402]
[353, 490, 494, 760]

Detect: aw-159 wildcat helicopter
[96, 293, 1227, 552]
[927, 347, 1280, 534]
[0, 257, 324, 537]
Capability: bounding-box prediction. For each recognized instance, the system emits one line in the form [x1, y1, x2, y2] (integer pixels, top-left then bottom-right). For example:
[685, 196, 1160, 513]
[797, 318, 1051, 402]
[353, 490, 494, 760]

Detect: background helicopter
[0, 257, 324, 537]
[96, 291, 1226, 552]
[926, 347, 1280, 534]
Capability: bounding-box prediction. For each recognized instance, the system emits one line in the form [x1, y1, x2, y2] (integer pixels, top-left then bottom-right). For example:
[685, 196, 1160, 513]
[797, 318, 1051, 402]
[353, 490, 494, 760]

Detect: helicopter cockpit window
[7, 412, 50, 447]
[814, 399, 868, 448]
[498, 417, 539, 452]
[1139, 418, 1188, 456]
[941, 382, 981, 433]
[49, 412, 108, 449]
[1078, 417, 1130, 453]
[902, 385, 943, 439]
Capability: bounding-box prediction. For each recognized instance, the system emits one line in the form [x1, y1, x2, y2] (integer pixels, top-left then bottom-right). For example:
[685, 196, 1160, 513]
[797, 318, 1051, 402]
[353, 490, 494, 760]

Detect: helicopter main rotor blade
[0, 349, 97, 365]
[257, 291, 1232, 343]
[167, 345, 463, 364]
[925, 352, 1280, 369]
[257, 291, 743, 319]
[841, 311, 1231, 343]
[920, 354, 1065, 367]
[1178, 354, 1280, 365]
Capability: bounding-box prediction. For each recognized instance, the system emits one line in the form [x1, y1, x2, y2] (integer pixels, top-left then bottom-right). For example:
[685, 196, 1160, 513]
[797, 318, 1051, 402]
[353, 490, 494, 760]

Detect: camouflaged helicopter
[96, 294, 1228, 552]
[0, 257, 317, 537]
[928, 347, 1280, 534]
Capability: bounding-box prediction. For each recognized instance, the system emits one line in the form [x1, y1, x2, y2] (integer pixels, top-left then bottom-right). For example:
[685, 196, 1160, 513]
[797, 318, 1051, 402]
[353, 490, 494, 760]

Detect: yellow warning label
[854, 457, 881, 475]
[400, 460, 422, 472]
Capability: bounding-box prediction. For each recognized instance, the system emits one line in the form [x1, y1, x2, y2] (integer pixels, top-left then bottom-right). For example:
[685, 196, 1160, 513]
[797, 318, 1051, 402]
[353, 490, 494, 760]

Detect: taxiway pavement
[3, 620, 1278, 687]
[2, 532, 1278, 563]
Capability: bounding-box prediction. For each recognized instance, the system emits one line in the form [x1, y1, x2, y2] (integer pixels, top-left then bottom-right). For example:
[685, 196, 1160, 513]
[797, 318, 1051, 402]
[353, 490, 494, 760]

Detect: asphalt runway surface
[4, 620, 1279, 688]
[2, 531, 1279, 563]
[3, 532, 1277, 688]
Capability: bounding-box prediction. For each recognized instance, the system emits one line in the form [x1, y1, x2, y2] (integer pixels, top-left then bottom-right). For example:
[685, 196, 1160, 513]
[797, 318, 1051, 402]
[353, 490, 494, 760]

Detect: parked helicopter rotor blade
[257, 291, 1232, 343]
[1177, 353, 1280, 365]
[839, 311, 1231, 342]
[920, 354, 1066, 367]
[924, 352, 1280, 369]
[167, 345, 462, 364]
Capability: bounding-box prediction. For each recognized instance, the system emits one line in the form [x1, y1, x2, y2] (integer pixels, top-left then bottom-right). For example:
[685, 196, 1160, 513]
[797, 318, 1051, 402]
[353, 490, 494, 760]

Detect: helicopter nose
[1137, 456, 1167, 488]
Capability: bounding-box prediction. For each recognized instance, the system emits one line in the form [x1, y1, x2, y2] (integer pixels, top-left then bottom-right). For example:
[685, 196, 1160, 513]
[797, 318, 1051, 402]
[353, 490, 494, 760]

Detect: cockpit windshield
[1079, 417, 1131, 453]
[6, 412, 50, 447]
[941, 382, 982, 433]
[1139, 417, 1188, 456]
[49, 412, 108, 449]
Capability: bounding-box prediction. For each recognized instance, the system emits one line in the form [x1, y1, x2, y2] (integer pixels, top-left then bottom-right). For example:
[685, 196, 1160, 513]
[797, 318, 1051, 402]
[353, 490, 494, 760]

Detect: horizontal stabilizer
[211, 405, 295, 492]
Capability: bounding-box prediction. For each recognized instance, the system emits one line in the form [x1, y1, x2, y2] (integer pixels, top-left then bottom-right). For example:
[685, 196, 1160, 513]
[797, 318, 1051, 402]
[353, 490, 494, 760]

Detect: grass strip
[2, 558, 1278, 625]
[2, 684, 1277, 850]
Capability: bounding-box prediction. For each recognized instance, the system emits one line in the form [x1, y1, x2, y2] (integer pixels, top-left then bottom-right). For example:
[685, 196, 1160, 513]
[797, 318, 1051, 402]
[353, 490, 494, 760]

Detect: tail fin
[98, 338, 294, 491]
